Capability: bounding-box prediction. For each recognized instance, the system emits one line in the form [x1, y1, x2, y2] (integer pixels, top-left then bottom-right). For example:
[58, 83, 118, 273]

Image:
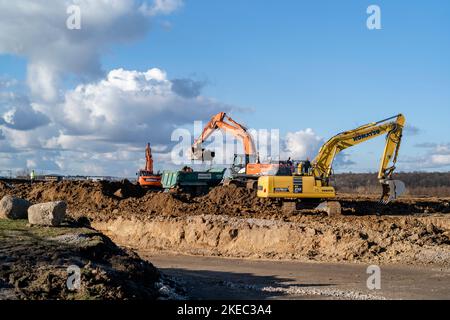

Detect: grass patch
[0, 218, 28, 231]
[0, 218, 96, 240]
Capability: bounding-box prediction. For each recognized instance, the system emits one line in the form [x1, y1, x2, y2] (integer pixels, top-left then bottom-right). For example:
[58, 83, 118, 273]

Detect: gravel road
[142, 253, 450, 300]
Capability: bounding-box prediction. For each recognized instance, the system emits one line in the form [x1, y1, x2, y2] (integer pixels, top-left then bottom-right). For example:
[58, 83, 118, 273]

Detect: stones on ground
[114, 188, 124, 198]
[316, 201, 342, 216]
[0, 195, 31, 220]
[28, 201, 67, 226]
[305, 227, 316, 236]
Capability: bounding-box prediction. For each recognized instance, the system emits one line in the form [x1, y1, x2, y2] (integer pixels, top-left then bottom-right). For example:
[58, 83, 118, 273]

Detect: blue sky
[105, 0, 450, 171]
[1, 0, 449, 175]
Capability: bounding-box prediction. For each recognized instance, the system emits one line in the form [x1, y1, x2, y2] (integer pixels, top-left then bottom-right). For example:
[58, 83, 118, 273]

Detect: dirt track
[1, 180, 449, 267]
[144, 253, 450, 300]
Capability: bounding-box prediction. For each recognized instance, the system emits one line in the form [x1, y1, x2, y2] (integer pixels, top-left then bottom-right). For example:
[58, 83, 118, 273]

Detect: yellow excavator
[257, 114, 406, 215]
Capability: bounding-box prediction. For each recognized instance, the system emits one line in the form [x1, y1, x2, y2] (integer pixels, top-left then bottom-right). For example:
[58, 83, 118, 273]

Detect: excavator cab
[293, 159, 313, 176]
[137, 169, 162, 188]
[276, 161, 296, 176]
[231, 154, 258, 174]
[137, 143, 162, 188]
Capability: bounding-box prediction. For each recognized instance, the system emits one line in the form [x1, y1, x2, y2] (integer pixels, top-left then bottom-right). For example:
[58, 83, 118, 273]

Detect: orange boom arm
[192, 112, 257, 160]
[145, 143, 154, 173]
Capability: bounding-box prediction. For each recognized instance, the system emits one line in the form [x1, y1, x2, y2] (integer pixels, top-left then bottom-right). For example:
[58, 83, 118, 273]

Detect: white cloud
[26, 63, 60, 102]
[400, 143, 450, 169]
[283, 128, 323, 160]
[435, 144, 450, 154]
[427, 143, 450, 167]
[0, 77, 18, 89]
[0, 92, 50, 130]
[57, 68, 230, 146]
[0, 67, 231, 175]
[0, 0, 202, 175]
[2, 105, 49, 131]
[140, 0, 184, 16]
[171, 78, 206, 98]
[0, 0, 156, 102]
[281, 128, 356, 168]
[430, 154, 450, 166]
[404, 124, 420, 136]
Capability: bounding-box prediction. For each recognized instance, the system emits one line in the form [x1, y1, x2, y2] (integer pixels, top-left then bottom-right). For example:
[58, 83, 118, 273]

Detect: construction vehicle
[257, 114, 406, 215]
[137, 143, 162, 188]
[191, 112, 293, 188]
[161, 167, 226, 195]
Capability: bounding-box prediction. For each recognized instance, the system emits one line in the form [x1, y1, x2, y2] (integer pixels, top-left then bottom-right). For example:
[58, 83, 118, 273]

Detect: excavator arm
[191, 112, 257, 161]
[378, 116, 404, 180]
[312, 114, 406, 203]
[145, 143, 154, 173]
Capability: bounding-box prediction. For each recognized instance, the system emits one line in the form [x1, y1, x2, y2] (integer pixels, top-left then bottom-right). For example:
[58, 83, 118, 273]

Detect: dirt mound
[111, 185, 279, 219]
[0, 219, 161, 300]
[203, 184, 255, 204]
[194, 185, 277, 215]
[0, 181, 13, 193]
[0, 180, 149, 220]
[98, 179, 145, 199]
[6, 179, 143, 202]
[2, 181, 449, 221]
[137, 192, 190, 216]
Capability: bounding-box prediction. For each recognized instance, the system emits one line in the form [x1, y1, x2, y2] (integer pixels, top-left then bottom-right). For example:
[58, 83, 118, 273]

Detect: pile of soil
[0, 219, 161, 300]
[1, 180, 448, 266]
[4, 181, 448, 222]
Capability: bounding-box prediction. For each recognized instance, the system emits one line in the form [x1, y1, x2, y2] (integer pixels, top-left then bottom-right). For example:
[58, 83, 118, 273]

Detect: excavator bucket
[190, 147, 203, 160]
[315, 201, 342, 216]
[380, 180, 406, 204]
[191, 148, 215, 161]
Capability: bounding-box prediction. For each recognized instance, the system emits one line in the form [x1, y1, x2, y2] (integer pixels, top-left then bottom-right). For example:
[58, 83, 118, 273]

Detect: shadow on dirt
[341, 199, 450, 216]
[159, 267, 333, 300]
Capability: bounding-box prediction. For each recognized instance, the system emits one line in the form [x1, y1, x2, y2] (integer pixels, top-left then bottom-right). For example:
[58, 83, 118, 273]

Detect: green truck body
[161, 168, 226, 191]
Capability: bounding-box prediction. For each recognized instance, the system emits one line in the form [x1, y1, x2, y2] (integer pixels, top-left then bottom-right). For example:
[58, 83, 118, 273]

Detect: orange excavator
[191, 112, 293, 187]
[137, 143, 162, 188]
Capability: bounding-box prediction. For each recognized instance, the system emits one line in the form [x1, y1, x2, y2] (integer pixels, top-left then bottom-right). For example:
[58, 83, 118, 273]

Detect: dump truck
[161, 168, 226, 195]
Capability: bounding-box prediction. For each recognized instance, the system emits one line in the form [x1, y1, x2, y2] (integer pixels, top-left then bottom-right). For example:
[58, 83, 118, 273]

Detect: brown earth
[0, 219, 161, 300]
[1, 180, 449, 267]
[2, 180, 449, 221]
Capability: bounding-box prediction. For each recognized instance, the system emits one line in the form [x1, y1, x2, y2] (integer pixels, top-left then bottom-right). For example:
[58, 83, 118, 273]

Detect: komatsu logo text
[353, 129, 381, 142]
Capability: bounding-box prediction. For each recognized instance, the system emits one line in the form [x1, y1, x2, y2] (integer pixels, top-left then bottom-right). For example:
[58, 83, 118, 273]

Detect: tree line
[333, 172, 450, 197]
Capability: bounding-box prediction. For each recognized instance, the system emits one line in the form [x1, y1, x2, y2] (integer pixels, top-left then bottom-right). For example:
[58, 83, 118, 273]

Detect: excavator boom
[311, 114, 405, 203]
[312, 114, 405, 179]
[191, 112, 289, 186]
[257, 114, 407, 211]
[192, 112, 257, 159]
[145, 143, 153, 172]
